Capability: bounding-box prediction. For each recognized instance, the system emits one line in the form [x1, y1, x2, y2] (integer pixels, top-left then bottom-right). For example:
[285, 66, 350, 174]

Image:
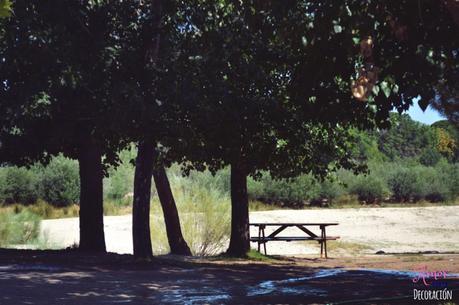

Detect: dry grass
[149, 173, 231, 256]
[0, 201, 79, 219]
[318, 240, 373, 255]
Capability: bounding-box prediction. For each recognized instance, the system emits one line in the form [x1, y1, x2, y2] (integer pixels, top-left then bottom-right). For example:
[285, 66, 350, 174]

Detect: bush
[150, 170, 231, 256]
[37, 156, 80, 206]
[435, 161, 459, 200]
[387, 167, 424, 202]
[248, 173, 319, 206]
[0, 167, 39, 205]
[349, 175, 388, 204]
[316, 179, 344, 203]
[104, 147, 136, 200]
[0, 210, 41, 246]
[104, 163, 134, 200]
[415, 167, 450, 202]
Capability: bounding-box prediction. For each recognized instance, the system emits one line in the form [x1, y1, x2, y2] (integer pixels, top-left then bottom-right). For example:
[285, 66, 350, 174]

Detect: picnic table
[250, 222, 339, 258]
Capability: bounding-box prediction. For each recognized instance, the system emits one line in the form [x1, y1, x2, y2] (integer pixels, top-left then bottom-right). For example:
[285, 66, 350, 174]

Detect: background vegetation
[1, 114, 457, 210]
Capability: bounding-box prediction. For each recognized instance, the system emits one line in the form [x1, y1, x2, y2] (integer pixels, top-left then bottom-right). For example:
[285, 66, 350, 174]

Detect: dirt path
[0, 250, 458, 305]
[40, 206, 459, 255]
[9, 206, 458, 304]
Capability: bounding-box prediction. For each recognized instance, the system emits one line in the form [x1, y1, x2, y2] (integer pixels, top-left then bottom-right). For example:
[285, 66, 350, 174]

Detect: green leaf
[0, 0, 12, 18]
[381, 81, 391, 98]
[372, 84, 380, 96]
[333, 25, 342, 34]
[301, 36, 308, 46]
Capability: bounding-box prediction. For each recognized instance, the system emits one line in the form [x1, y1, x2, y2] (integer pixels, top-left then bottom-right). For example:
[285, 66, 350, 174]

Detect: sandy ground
[40, 206, 459, 256]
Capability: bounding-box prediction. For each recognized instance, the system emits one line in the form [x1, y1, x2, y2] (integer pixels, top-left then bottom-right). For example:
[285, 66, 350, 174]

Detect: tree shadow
[0, 249, 456, 304]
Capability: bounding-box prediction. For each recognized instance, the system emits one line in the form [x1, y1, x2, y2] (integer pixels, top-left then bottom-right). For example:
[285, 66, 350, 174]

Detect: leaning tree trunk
[133, 141, 191, 257]
[78, 141, 106, 252]
[132, 139, 155, 258]
[152, 156, 191, 256]
[132, 0, 163, 259]
[226, 160, 250, 257]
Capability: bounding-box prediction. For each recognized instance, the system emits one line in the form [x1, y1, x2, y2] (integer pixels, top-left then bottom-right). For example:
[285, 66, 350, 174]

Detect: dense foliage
[0, 0, 457, 256]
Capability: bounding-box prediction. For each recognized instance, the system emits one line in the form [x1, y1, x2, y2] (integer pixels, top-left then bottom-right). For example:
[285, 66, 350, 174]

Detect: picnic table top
[249, 222, 339, 226]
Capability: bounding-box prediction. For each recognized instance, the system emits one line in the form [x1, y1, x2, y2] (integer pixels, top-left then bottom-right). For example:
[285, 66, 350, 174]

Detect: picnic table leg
[257, 226, 261, 252]
[319, 225, 324, 258]
[261, 226, 267, 255]
[321, 225, 328, 259]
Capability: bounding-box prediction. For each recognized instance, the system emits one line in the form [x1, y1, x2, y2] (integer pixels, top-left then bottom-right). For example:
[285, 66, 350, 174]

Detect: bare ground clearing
[39, 206, 459, 255]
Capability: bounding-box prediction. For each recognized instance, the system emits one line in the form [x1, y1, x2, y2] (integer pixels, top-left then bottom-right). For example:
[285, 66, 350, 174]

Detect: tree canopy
[164, 0, 459, 256]
[0, 0, 140, 166]
[0, 0, 457, 256]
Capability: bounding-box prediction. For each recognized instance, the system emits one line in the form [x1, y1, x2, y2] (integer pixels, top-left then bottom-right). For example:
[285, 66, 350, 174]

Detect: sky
[406, 103, 444, 125]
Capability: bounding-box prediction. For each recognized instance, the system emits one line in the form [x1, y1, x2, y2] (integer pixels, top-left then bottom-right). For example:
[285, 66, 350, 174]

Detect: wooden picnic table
[249, 222, 339, 258]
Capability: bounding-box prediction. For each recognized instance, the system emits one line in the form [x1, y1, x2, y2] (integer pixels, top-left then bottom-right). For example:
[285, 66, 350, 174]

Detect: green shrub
[415, 167, 450, 202]
[316, 179, 344, 203]
[37, 156, 80, 206]
[104, 163, 134, 200]
[349, 175, 388, 203]
[0, 167, 39, 205]
[435, 161, 459, 200]
[248, 173, 319, 205]
[0, 210, 41, 246]
[387, 167, 424, 202]
[104, 146, 136, 200]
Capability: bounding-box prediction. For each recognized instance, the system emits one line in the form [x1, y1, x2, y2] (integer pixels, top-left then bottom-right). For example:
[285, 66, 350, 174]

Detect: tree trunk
[226, 160, 250, 257]
[152, 156, 192, 256]
[78, 142, 106, 252]
[132, 139, 155, 259]
[133, 141, 191, 257]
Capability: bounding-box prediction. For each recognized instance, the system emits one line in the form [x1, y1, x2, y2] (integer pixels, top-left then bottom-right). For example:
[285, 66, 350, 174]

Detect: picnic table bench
[250, 223, 339, 258]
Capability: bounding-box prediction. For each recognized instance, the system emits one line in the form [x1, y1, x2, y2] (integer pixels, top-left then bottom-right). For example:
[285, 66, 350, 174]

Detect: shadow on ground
[0, 249, 457, 305]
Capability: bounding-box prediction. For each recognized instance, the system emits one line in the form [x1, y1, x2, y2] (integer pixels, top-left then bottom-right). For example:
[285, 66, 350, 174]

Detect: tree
[164, 0, 458, 257]
[152, 155, 191, 255]
[421, 0, 459, 128]
[162, 1, 362, 257]
[433, 120, 459, 161]
[116, 0, 191, 257]
[0, 0, 138, 252]
[378, 114, 435, 160]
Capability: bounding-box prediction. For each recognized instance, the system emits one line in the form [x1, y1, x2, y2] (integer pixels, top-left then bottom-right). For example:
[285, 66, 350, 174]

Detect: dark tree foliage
[425, 1, 459, 129]
[0, 0, 140, 252]
[162, 0, 459, 256]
